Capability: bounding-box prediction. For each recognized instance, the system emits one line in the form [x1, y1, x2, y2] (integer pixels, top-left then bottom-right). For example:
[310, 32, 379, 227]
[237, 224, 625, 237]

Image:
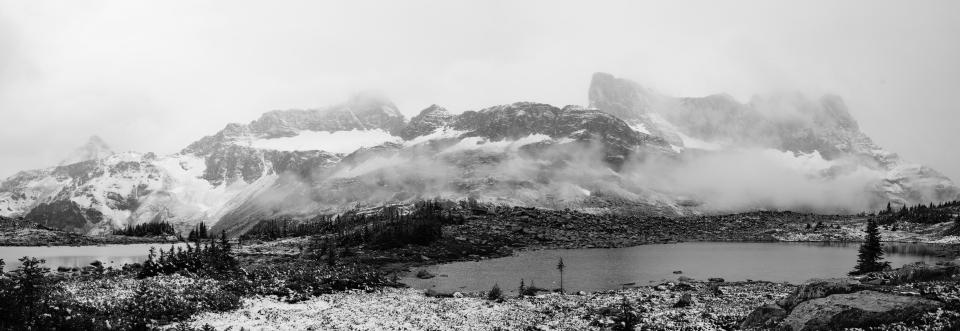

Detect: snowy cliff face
[588, 72, 958, 210]
[1, 75, 956, 235]
[210, 102, 679, 236]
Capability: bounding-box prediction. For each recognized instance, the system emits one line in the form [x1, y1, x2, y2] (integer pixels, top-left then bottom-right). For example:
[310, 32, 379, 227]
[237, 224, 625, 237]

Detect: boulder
[673, 293, 696, 308]
[424, 289, 455, 298]
[674, 282, 696, 291]
[708, 277, 725, 283]
[780, 291, 941, 331]
[740, 304, 788, 329]
[778, 278, 863, 310]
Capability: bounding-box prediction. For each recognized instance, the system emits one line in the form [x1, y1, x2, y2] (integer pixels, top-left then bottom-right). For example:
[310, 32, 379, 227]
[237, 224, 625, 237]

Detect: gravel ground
[186, 281, 794, 330]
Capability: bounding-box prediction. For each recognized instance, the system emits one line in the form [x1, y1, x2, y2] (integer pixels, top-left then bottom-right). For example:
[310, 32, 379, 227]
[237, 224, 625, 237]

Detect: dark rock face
[201, 145, 268, 185]
[740, 303, 788, 329]
[400, 105, 454, 140]
[25, 200, 102, 233]
[780, 291, 941, 331]
[451, 102, 670, 165]
[673, 293, 696, 308]
[200, 144, 341, 185]
[248, 92, 405, 137]
[52, 160, 104, 186]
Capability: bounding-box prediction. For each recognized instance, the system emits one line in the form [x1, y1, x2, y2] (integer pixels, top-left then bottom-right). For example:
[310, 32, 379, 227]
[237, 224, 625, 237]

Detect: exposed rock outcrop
[780, 290, 941, 331]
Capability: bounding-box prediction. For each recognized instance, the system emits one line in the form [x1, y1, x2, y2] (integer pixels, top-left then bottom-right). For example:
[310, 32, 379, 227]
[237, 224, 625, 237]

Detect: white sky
[1, 0, 959, 181]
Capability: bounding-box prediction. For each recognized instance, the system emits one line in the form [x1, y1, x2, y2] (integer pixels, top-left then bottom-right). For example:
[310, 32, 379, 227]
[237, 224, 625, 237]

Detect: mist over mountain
[58, 135, 114, 166]
[0, 73, 955, 235]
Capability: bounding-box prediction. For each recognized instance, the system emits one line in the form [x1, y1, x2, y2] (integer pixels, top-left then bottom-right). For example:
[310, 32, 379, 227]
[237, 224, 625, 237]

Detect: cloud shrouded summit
[1, 1, 959, 184]
[0, 72, 955, 236]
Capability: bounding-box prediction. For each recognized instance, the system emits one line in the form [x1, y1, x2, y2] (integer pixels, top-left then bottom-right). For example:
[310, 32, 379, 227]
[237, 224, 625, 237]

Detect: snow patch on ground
[404, 128, 467, 147]
[628, 121, 650, 135]
[440, 134, 554, 154]
[249, 129, 400, 153]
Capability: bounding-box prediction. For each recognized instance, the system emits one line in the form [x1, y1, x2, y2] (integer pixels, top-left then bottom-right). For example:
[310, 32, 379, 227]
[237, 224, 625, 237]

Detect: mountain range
[1, 73, 955, 235]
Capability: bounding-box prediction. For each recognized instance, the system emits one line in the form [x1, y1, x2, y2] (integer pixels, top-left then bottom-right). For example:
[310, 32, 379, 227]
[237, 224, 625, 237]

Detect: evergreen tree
[557, 257, 566, 293]
[518, 279, 526, 298]
[850, 219, 890, 275]
[327, 241, 338, 266]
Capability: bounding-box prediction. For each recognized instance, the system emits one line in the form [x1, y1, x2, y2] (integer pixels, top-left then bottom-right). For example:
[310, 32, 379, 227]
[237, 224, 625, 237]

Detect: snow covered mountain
[589, 73, 958, 210]
[1, 75, 956, 235]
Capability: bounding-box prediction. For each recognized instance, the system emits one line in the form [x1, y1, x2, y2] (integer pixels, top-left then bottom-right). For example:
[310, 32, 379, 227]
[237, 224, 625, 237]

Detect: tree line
[111, 220, 176, 237]
[877, 200, 960, 224]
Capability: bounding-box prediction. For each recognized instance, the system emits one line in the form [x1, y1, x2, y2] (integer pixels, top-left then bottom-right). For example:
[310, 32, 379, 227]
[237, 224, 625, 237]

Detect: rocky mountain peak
[59, 135, 114, 166]
[344, 91, 403, 119]
[399, 104, 454, 139]
[588, 72, 662, 120]
[818, 94, 858, 131]
[246, 92, 406, 138]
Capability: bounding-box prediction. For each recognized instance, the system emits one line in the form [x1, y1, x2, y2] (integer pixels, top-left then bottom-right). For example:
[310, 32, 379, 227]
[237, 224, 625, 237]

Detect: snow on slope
[403, 128, 467, 147]
[440, 134, 555, 154]
[248, 129, 400, 153]
[645, 113, 722, 151]
[0, 151, 284, 234]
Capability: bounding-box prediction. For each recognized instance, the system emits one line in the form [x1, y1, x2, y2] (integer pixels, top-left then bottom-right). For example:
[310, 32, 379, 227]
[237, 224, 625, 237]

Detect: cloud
[623, 148, 886, 213]
[1, 0, 959, 185]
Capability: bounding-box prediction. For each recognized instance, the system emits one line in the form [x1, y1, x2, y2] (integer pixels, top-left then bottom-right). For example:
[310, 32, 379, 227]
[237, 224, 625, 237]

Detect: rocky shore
[230, 207, 960, 279]
[182, 262, 960, 330]
[186, 280, 795, 330]
[741, 262, 960, 330]
[0, 216, 178, 246]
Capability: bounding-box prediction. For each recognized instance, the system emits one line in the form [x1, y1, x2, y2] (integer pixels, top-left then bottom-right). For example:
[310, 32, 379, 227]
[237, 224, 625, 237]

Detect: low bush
[241, 260, 391, 303]
[487, 283, 503, 301]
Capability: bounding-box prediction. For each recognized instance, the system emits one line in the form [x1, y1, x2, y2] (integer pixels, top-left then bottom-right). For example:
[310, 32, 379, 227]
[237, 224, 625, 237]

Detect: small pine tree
[327, 241, 338, 266]
[487, 283, 503, 301]
[557, 258, 566, 293]
[850, 219, 890, 275]
[518, 279, 526, 298]
[220, 230, 231, 252]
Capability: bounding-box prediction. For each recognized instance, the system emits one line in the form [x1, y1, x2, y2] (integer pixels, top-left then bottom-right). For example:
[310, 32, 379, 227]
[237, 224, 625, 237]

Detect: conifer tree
[850, 219, 890, 275]
[557, 258, 566, 293]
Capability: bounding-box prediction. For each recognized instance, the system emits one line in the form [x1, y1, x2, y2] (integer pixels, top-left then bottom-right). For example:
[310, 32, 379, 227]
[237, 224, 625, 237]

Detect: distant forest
[877, 200, 960, 224]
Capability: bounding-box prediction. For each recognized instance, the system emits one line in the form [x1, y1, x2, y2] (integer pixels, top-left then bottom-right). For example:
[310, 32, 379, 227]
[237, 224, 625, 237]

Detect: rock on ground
[780, 290, 942, 331]
[740, 303, 787, 329]
[777, 278, 863, 310]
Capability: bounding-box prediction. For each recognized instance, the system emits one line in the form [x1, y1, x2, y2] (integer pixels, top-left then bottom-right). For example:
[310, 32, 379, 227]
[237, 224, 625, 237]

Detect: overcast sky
[1, 0, 958, 181]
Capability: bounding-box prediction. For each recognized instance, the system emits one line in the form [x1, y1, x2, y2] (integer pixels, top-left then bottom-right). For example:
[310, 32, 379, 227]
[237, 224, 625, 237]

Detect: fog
[2, 0, 960, 185]
[228, 134, 897, 224]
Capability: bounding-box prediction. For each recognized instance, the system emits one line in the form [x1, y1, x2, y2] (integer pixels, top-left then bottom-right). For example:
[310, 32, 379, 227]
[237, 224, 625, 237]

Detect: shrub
[487, 283, 503, 301]
[611, 297, 640, 331]
[0, 257, 51, 328]
[243, 260, 390, 303]
[138, 235, 240, 279]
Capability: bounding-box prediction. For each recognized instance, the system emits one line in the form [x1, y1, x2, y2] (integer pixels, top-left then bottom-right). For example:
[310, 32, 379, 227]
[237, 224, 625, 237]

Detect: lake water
[402, 242, 953, 294]
[0, 243, 186, 272]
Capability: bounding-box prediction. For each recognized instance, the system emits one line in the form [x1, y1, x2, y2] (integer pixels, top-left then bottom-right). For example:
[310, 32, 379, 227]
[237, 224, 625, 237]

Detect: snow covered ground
[186, 283, 792, 331]
[249, 129, 400, 153]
